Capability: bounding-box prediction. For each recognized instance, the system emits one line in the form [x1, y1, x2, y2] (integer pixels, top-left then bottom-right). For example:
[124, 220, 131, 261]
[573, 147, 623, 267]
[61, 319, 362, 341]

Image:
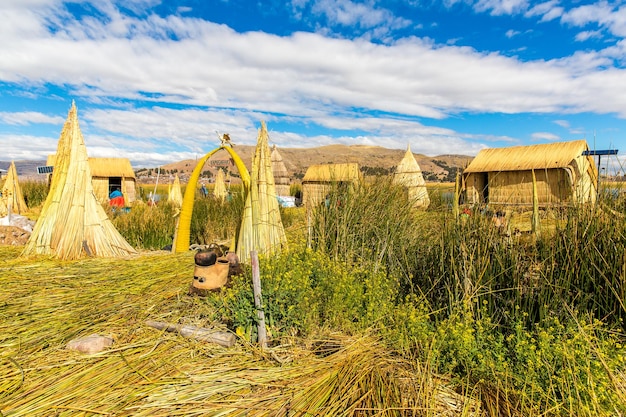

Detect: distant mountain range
[158, 144, 473, 183]
[1, 145, 474, 183]
[0, 160, 48, 180]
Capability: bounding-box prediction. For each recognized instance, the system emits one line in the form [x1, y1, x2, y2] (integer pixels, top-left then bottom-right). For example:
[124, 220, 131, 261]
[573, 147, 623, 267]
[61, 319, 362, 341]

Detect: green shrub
[19, 180, 49, 208]
[111, 202, 178, 249]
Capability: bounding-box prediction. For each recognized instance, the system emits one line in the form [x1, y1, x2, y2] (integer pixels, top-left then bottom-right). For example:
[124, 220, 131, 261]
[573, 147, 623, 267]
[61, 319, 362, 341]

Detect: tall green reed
[19, 180, 49, 208]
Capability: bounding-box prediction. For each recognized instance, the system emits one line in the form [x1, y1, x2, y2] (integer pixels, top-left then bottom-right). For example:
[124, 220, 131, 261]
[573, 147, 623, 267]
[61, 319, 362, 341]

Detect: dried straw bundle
[0, 246, 481, 416]
[237, 121, 287, 263]
[1, 161, 29, 215]
[21, 102, 136, 260]
[167, 174, 183, 207]
[213, 168, 228, 201]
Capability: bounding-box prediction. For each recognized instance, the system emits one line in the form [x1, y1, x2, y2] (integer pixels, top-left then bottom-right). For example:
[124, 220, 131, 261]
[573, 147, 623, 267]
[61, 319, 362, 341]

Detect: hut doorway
[109, 177, 122, 196]
[479, 173, 489, 203]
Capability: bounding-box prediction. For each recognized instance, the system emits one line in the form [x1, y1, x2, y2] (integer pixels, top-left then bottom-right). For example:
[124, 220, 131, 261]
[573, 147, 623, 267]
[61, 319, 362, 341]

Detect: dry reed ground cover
[0, 246, 474, 417]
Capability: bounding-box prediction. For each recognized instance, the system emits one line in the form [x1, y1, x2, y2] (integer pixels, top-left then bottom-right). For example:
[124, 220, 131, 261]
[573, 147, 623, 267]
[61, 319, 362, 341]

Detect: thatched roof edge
[47, 155, 136, 179]
[302, 163, 361, 182]
[464, 140, 592, 173]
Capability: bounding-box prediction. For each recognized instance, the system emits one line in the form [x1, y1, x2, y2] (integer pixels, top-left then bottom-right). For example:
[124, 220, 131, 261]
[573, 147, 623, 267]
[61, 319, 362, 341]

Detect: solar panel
[37, 165, 54, 174]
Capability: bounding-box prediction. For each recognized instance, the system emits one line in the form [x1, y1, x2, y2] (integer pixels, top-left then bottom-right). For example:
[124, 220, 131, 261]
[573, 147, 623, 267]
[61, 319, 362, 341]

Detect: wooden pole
[250, 250, 267, 348]
[145, 320, 236, 347]
[453, 172, 461, 221]
[532, 169, 541, 238]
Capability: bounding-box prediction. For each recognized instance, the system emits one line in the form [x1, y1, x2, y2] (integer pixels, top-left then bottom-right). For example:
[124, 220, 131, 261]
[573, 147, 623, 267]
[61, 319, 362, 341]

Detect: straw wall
[571, 154, 598, 204]
[464, 172, 487, 204]
[302, 163, 360, 209]
[303, 182, 332, 208]
[92, 177, 109, 203]
[122, 179, 136, 203]
[465, 168, 573, 206]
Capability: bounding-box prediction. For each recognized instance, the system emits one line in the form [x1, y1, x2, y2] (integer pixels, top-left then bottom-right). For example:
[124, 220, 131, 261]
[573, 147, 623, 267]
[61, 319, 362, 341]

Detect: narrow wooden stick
[250, 250, 267, 349]
[145, 320, 236, 347]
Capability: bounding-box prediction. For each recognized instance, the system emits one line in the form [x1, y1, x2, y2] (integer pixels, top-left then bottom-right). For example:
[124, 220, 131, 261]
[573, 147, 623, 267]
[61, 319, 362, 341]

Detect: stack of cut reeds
[0, 245, 481, 416]
[167, 174, 183, 207]
[237, 121, 287, 263]
[1, 161, 29, 216]
[21, 102, 136, 260]
[213, 168, 228, 201]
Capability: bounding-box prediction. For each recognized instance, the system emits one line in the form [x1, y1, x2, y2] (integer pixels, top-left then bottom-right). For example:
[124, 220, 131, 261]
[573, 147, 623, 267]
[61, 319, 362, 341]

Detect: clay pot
[194, 250, 217, 266]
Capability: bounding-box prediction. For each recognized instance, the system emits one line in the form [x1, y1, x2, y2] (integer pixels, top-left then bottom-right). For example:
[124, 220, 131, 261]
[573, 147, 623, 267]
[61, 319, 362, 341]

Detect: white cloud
[4, 1, 624, 120]
[575, 30, 603, 42]
[561, 2, 626, 38]
[2, 1, 626, 165]
[473, 0, 529, 16]
[531, 132, 561, 141]
[553, 119, 569, 128]
[505, 29, 520, 38]
[292, 0, 411, 38]
[525, 1, 562, 21]
[0, 133, 59, 160]
[0, 111, 65, 126]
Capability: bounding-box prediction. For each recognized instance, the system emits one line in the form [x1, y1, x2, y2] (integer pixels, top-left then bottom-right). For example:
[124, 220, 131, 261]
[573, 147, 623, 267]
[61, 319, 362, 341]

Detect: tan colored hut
[89, 158, 137, 204]
[1, 161, 29, 216]
[47, 155, 137, 204]
[302, 163, 361, 208]
[23, 102, 136, 260]
[271, 145, 291, 196]
[462, 140, 598, 206]
[393, 145, 430, 209]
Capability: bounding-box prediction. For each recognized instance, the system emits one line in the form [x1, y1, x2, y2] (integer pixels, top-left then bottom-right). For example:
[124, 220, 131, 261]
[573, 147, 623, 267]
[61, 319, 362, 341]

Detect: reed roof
[47, 155, 136, 179]
[464, 140, 591, 173]
[394, 146, 427, 185]
[271, 145, 290, 180]
[302, 163, 361, 183]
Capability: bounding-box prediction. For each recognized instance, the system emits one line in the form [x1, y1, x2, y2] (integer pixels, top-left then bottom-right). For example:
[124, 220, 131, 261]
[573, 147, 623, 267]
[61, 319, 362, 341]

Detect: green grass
[3, 177, 626, 416]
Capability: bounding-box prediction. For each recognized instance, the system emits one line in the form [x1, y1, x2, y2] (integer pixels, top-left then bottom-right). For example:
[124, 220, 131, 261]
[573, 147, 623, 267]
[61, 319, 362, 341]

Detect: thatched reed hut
[462, 140, 598, 207]
[47, 155, 137, 204]
[302, 163, 361, 208]
[271, 145, 291, 197]
[393, 145, 430, 209]
[1, 161, 28, 216]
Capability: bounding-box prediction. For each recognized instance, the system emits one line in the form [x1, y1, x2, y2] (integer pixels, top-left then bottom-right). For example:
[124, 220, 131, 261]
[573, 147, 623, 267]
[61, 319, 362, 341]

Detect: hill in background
[1, 145, 473, 184]
[155, 144, 473, 183]
[0, 160, 48, 181]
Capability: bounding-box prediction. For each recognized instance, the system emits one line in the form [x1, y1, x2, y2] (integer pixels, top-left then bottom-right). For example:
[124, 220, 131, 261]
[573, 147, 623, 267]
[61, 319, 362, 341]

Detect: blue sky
[1, 0, 626, 170]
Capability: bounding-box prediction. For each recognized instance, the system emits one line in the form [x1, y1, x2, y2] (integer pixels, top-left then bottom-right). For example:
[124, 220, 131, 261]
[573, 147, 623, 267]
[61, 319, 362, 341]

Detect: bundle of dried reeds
[21, 102, 136, 260]
[213, 168, 228, 201]
[167, 174, 183, 207]
[237, 121, 287, 263]
[1, 161, 29, 215]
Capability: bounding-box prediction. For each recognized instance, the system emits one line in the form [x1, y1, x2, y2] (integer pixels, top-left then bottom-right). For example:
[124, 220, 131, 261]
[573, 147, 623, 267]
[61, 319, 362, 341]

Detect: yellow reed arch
[173, 146, 250, 253]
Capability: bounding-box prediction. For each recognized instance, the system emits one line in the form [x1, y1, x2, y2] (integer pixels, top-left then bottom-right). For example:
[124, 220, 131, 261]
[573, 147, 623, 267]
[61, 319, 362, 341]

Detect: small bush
[19, 180, 49, 208]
